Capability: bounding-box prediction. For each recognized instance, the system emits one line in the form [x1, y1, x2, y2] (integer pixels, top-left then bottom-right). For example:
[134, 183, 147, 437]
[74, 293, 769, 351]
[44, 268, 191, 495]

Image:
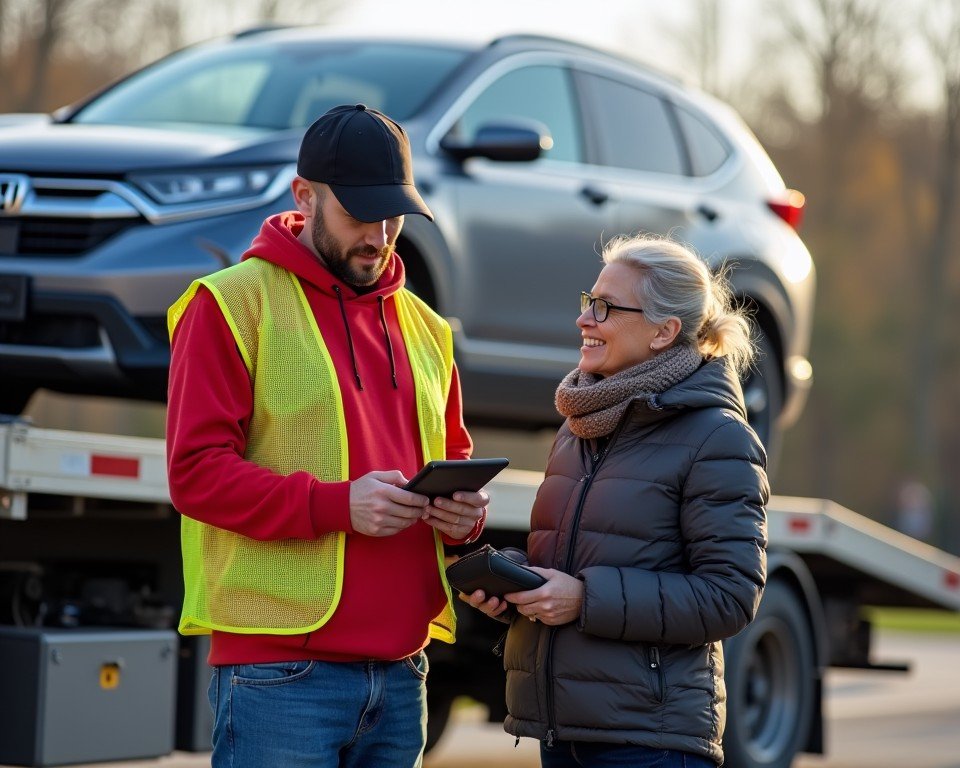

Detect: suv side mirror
[440, 120, 551, 163]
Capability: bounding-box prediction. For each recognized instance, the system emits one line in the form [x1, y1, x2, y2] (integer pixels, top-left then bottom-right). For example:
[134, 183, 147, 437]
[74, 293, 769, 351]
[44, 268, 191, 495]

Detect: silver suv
[0, 29, 814, 453]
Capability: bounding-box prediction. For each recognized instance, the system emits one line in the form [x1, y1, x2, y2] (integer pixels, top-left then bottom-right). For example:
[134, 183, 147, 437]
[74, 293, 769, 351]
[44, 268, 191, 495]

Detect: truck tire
[723, 579, 815, 768]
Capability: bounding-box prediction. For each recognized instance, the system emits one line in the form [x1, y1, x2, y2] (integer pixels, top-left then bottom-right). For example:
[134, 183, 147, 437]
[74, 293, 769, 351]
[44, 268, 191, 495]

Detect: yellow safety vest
[167, 257, 457, 642]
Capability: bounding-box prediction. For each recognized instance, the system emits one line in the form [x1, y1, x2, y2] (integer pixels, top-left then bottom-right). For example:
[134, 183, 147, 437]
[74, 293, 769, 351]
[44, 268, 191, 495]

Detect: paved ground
[14, 629, 955, 768]
[427, 630, 960, 768]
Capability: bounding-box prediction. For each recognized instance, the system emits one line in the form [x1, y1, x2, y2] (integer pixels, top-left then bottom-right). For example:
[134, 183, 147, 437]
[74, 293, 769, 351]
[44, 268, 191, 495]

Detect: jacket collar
[620, 356, 748, 429]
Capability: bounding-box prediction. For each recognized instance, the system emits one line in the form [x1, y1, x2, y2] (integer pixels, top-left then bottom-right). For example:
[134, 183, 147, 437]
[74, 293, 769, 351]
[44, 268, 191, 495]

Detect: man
[166, 104, 487, 767]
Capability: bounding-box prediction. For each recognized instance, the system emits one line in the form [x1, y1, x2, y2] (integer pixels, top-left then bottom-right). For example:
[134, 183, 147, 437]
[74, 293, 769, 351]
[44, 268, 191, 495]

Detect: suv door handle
[580, 185, 610, 206]
[696, 203, 719, 222]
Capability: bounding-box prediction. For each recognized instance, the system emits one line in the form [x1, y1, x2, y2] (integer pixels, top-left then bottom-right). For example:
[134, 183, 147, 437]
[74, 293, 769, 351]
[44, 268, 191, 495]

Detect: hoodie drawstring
[333, 286, 398, 391]
[378, 296, 399, 390]
[333, 285, 363, 391]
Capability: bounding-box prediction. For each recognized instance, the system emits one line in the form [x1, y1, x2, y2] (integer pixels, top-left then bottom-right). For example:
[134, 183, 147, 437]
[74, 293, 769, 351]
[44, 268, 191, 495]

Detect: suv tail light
[767, 189, 805, 231]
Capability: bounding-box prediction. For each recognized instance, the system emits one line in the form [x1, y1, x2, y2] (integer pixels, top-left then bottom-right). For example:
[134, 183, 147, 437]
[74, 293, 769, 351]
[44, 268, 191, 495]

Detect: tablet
[404, 458, 509, 499]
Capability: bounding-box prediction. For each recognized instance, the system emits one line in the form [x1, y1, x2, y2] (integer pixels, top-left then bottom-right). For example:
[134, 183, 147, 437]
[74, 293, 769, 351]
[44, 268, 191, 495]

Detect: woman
[463, 234, 769, 768]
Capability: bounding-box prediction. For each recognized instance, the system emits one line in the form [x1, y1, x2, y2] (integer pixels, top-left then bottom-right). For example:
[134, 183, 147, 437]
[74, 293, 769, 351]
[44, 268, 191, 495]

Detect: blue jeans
[208, 652, 428, 767]
[540, 740, 717, 768]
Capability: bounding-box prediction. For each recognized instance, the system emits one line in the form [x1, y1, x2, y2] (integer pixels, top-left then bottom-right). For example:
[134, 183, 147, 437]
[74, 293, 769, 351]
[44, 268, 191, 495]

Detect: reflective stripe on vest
[168, 258, 457, 642]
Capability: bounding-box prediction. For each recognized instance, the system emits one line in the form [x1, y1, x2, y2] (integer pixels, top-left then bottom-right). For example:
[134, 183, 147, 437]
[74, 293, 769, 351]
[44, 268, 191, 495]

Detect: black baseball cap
[297, 104, 433, 223]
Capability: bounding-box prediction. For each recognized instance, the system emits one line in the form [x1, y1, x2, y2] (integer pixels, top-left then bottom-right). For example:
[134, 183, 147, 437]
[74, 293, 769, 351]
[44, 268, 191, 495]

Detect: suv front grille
[0, 216, 140, 257]
[138, 316, 171, 347]
[0, 314, 100, 348]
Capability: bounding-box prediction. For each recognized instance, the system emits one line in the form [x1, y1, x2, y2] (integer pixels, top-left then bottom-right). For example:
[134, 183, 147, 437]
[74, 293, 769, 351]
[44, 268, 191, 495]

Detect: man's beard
[311, 208, 394, 287]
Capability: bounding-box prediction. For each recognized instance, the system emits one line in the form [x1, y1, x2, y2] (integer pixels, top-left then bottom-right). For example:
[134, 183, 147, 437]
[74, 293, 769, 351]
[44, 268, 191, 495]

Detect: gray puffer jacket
[502, 358, 768, 765]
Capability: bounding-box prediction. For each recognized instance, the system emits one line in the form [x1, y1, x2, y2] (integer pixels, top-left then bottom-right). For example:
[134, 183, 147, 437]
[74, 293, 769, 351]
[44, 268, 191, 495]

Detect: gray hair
[602, 234, 755, 372]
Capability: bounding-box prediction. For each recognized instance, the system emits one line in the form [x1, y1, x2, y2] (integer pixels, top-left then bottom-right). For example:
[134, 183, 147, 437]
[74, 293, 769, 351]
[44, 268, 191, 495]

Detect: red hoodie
[166, 212, 478, 665]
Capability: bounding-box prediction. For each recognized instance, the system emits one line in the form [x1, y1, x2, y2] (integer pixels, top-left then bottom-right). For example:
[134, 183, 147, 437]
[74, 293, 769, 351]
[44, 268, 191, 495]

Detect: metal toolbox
[0, 626, 177, 766]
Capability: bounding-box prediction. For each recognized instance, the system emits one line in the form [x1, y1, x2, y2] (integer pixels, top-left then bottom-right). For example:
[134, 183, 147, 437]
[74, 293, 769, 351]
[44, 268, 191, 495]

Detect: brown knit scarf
[555, 344, 704, 438]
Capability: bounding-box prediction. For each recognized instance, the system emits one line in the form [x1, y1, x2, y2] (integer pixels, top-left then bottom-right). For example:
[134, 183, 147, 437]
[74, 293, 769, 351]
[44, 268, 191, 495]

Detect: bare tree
[9, 0, 347, 112]
[194, 0, 343, 40]
[0, 0, 9, 104]
[750, 0, 910, 502]
[21, 0, 74, 110]
[685, 0, 722, 95]
[769, 0, 905, 219]
[647, 0, 727, 99]
[56, 0, 147, 67]
[257, 0, 284, 20]
[913, 0, 960, 492]
[774, 0, 903, 121]
[131, 0, 188, 65]
[255, 0, 343, 26]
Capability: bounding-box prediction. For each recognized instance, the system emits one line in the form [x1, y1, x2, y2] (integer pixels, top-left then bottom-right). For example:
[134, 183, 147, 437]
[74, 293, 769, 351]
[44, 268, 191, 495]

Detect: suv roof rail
[488, 33, 612, 56]
[233, 24, 290, 39]
[486, 33, 681, 85]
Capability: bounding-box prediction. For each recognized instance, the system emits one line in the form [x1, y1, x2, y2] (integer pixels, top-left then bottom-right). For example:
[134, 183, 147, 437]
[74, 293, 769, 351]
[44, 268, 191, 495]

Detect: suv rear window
[675, 105, 730, 176]
[72, 41, 470, 130]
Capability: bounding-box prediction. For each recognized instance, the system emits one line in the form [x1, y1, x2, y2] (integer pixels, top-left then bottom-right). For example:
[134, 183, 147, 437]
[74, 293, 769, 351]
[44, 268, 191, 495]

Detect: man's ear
[651, 317, 682, 351]
[291, 177, 315, 217]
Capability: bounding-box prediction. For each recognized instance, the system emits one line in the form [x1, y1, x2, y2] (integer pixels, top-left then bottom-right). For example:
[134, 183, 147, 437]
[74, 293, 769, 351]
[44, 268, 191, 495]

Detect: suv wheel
[742, 327, 782, 472]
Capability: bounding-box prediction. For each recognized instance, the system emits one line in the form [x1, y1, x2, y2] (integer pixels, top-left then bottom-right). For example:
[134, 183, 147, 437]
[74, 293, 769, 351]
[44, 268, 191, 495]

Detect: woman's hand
[505, 568, 584, 626]
[458, 588, 510, 620]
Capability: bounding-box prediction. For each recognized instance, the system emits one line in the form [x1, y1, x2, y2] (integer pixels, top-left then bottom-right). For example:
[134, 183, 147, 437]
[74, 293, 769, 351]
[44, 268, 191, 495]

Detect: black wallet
[445, 544, 546, 597]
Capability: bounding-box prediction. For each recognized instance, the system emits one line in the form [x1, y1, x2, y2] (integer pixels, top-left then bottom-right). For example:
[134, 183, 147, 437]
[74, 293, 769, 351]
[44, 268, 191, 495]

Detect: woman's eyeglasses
[580, 292, 644, 323]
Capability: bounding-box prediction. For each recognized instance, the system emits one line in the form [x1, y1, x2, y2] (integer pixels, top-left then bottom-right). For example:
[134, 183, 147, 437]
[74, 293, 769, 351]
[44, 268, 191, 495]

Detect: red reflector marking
[945, 571, 960, 590]
[90, 455, 140, 479]
[788, 517, 812, 533]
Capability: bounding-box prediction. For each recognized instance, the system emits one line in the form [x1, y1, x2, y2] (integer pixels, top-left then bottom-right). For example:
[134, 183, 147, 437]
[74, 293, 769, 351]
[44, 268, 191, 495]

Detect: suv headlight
[129, 166, 286, 206]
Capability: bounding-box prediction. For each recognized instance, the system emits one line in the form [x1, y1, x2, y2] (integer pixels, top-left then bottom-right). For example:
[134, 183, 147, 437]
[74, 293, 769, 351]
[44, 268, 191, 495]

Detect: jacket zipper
[543, 424, 626, 748]
[649, 645, 665, 702]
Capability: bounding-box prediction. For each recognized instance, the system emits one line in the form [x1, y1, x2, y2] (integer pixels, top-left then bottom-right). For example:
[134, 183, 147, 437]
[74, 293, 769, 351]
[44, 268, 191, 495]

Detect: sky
[333, 0, 659, 46]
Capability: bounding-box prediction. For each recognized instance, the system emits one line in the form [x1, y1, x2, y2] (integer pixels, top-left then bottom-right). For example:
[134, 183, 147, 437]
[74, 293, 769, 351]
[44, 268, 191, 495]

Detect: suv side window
[581, 72, 685, 175]
[675, 105, 730, 176]
[456, 65, 583, 163]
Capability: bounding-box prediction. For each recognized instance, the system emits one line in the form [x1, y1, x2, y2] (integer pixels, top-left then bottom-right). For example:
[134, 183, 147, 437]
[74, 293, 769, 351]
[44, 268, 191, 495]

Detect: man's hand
[349, 470, 429, 537]
[505, 568, 584, 626]
[421, 489, 488, 540]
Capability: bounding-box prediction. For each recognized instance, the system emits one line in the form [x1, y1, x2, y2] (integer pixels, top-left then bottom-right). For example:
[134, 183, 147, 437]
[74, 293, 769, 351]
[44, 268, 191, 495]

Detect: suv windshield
[71, 40, 470, 131]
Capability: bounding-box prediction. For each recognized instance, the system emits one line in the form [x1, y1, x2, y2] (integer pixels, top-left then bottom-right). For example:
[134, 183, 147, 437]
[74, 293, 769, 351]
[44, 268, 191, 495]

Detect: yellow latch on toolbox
[100, 662, 121, 689]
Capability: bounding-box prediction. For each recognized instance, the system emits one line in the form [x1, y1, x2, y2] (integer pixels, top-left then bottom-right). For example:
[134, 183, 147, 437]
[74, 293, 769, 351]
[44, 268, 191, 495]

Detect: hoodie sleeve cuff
[307, 480, 354, 536]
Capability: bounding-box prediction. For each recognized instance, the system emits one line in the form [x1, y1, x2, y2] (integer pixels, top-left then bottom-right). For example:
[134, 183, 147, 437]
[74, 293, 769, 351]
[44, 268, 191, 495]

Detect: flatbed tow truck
[1, 418, 958, 768]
